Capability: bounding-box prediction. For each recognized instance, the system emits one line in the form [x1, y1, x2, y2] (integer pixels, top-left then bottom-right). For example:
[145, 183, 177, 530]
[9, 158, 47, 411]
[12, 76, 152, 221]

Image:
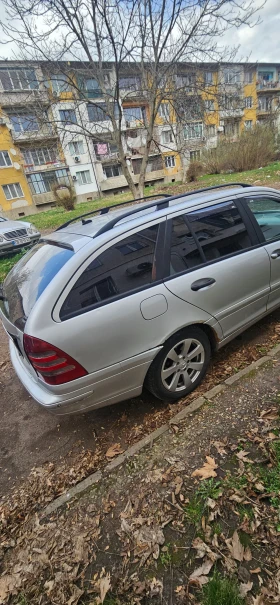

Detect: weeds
[184, 480, 222, 526]
[159, 543, 172, 567]
[201, 571, 245, 605]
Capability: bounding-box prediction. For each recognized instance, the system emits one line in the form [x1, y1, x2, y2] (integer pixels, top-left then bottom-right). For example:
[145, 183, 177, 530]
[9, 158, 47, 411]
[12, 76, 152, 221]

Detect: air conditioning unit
[74, 155, 81, 163]
[0, 118, 6, 125]
[217, 126, 224, 132]
[72, 175, 77, 181]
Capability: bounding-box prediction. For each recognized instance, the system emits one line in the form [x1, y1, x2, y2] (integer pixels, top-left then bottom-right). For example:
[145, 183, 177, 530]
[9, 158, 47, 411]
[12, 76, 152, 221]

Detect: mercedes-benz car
[0, 216, 40, 256]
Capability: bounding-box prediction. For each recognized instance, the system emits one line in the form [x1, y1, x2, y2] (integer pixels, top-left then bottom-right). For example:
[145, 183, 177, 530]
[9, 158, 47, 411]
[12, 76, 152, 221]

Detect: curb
[42, 345, 278, 518]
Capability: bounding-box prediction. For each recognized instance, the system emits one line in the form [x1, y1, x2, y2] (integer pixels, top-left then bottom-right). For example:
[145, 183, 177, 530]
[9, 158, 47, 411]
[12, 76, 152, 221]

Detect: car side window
[187, 201, 252, 262]
[60, 224, 159, 319]
[169, 216, 203, 275]
[245, 197, 280, 242]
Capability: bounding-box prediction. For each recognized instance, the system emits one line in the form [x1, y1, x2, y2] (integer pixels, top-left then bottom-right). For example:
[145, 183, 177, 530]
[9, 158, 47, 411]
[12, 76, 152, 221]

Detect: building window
[190, 150, 200, 161]
[94, 141, 118, 160]
[224, 68, 241, 84]
[27, 169, 70, 194]
[224, 121, 240, 137]
[176, 74, 195, 89]
[87, 102, 119, 122]
[244, 71, 253, 84]
[204, 72, 214, 85]
[2, 182, 24, 200]
[161, 130, 173, 144]
[22, 147, 58, 166]
[51, 74, 71, 93]
[244, 120, 253, 129]
[123, 106, 145, 123]
[76, 170, 91, 185]
[0, 151, 12, 167]
[245, 96, 253, 108]
[205, 99, 214, 111]
[59, 109, 77, 124]
[165, 155, 175, 168]
[103, 164, 122, 178]
[184, 122, 203, 140]
[119, 76, 141, 90]
[69, 141, 84, 155]
[206, 124, 216, 137]
[258, 97, 272, 111]
[0, 68, 38, 91]
[10, 114, 39, 132]
[158, 103, 170, 120]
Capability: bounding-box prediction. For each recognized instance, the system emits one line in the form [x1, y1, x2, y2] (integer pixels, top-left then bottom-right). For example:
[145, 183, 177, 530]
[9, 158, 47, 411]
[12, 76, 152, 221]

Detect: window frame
[0, 150, 12, 167]
[57, 218, 166, 321]
[162, 198, 259, 282]
[2, 182, 24, 200]
[164, 155, 175, 168]
[76, 169, 92, 185]
[69, 140, 84, 155]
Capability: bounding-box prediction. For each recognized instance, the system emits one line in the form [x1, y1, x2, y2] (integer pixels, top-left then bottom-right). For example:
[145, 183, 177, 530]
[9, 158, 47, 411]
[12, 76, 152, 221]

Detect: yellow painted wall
[0, 125, 33, 213]
[162, 150, 181, 177]
[201, 71, 220, 129]
[242, 72, 257, 130]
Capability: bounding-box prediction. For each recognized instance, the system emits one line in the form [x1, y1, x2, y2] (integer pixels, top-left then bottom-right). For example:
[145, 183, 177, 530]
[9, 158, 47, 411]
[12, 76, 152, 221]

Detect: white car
[0, 216, 40, 256]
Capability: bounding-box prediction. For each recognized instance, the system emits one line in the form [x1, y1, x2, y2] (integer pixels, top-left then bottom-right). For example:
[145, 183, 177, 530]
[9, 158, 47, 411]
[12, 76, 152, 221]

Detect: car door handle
[271, 249, 280, 259]
[191, 278, 216, 291]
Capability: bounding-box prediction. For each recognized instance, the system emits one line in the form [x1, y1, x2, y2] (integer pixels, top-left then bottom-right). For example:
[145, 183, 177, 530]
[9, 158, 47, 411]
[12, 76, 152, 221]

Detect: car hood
[0, 219, 31, 234]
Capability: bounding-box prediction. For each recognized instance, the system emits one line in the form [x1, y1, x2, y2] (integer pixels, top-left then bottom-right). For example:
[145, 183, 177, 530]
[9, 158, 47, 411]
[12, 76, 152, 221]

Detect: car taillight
[23, 334, 88, 385]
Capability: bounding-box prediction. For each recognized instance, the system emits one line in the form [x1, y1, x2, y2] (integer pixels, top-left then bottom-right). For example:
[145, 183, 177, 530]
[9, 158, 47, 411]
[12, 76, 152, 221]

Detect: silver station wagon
[1, 183, 280, 415]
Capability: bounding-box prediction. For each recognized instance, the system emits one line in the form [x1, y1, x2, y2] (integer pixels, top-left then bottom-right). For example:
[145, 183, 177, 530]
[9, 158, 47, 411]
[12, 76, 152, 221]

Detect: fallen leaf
[250, 567, 261, 574]
[149, 578, 163, 597]
[226, 531, 244, 562]
[213, 441, 227, 455]
[189, 558, 214, 586]
[67, 586, 84, 605]
[105, 443, 124, 458]
[191, 456, 218, 480]
[174, 476, 183, 495]
[100, 573, 111, 603]
[236, 450, 253, 463]
[239, 581, 253, 597]
[255, 482, 265, 492]
[192, 537, 219, 562]
[244, 546, 252, 562]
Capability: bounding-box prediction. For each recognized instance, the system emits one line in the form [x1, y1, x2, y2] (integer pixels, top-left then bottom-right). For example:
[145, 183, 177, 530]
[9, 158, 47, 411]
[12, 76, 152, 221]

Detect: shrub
[186, 160, 204, 182]
[53, 183, 76, 211]
[203, 123, 276, 174]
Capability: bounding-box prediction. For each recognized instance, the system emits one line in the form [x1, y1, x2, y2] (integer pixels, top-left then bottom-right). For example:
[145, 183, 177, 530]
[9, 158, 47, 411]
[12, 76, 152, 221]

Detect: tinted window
[2, 242, 74, 328]
[61, 224, 159, 319]
[245, 197, 280, 242]
[170, 216, 203, 275]
[188, 201, 251, 261]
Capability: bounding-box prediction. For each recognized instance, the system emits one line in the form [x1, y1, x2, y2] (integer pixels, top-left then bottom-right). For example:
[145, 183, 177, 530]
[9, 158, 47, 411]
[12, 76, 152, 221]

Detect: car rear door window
[170, 216, 203, 274]
[187, 201, 252, 262]
[61, 224, 159, 319]
[245, 197, 280, 242]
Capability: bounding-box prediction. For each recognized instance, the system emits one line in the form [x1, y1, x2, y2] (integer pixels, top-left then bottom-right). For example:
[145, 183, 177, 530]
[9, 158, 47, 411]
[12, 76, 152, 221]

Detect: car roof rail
[94, 182, 252, 238]
[56, 193, 170, 231]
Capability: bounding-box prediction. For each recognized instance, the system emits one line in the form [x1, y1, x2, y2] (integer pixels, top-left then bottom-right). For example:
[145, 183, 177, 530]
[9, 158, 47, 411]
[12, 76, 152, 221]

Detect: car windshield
[1, 242, 74, 328]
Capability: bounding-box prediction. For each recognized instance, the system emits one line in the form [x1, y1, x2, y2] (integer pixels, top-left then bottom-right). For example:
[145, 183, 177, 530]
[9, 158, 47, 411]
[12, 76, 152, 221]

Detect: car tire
[145, 326, 211, 402]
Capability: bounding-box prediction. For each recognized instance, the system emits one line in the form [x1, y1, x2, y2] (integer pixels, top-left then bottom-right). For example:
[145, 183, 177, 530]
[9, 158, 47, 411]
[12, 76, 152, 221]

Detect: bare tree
[0, 0, 266, 198]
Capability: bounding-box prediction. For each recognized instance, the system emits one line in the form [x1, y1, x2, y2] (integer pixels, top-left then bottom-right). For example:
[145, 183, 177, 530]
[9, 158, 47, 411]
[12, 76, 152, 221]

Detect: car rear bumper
[9, 339, 157, 415]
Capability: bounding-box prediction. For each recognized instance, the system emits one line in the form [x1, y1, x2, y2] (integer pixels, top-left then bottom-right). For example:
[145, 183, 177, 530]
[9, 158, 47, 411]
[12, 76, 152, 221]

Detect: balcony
[100, 168, 165, 192]
[219, 108, 243, 119]
[24, 161, 67, 174]
[257, 80, 280, 91]
[95, 151, 120, 162]
[10, 125, 57, 142]
[0, 88, 49, 107]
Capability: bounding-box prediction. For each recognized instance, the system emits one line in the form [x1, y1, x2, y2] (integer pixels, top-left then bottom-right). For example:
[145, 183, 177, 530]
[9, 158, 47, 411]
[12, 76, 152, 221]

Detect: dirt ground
[1, 308, 280, 500]
[1, 346, 280, 604]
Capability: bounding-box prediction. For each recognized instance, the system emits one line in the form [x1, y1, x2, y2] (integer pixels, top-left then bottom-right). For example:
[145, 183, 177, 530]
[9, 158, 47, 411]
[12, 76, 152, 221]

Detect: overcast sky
[0, 0, 279, 63]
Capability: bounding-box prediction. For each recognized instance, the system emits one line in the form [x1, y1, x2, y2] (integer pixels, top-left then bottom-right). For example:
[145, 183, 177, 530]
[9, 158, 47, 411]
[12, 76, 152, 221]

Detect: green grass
[159, 543, 172, 567]
[184, 480, 222, 526]
[0, 250, 27, 282]
[200, 571, 245, 605]
[259, 440, 280, 506]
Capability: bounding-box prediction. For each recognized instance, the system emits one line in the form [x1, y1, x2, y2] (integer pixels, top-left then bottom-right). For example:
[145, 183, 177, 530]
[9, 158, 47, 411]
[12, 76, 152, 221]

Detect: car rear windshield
[1, 242, 74, 328]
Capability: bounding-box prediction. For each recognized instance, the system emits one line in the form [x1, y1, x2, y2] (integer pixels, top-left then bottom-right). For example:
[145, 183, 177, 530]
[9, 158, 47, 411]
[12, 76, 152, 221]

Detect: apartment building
[0, 61, 279, 218]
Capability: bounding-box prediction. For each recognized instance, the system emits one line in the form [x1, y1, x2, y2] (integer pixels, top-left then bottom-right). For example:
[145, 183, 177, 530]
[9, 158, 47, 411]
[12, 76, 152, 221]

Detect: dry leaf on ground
[191, 456, 218, 480]
[189, 559, 214, 586]
[105, 443, 124, 458]
[239, 581, 253, 597]
[226, 531, 244, 562]
[99, 573, 111, 603]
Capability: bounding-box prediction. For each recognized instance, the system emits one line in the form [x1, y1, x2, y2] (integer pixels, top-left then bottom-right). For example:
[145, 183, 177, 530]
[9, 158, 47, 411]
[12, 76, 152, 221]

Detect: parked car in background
[0, 216, 40, 256]
[1, 183, 280, 416]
